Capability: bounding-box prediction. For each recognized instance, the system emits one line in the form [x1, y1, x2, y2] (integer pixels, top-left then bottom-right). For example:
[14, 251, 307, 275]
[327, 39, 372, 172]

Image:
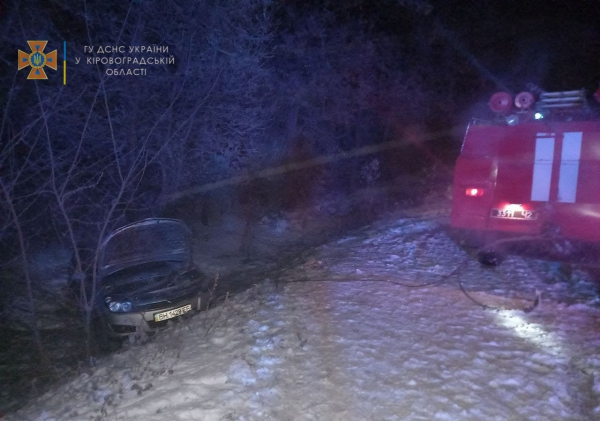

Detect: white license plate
[154, 304, 192, 322]
[490, 209, 538, 220]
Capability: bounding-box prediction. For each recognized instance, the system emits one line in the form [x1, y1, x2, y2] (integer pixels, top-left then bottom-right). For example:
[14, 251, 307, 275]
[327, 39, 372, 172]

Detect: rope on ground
[285, 256, 465, 289]
[285, 277, 442, 289]
[279, 228, 559, 314]
[282, 252, 541, 314]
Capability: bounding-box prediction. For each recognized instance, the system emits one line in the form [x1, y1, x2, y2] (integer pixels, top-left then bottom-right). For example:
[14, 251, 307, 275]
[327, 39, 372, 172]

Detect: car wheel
[91, 311, 123, 353]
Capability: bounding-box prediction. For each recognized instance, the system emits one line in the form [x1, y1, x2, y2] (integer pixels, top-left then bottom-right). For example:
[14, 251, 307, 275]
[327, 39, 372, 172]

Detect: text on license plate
[490, 209, 538, 220]
[154, 304, 192, 322]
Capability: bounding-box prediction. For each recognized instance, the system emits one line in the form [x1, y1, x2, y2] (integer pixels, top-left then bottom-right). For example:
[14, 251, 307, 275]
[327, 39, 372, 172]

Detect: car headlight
[107, 299, 133, 313]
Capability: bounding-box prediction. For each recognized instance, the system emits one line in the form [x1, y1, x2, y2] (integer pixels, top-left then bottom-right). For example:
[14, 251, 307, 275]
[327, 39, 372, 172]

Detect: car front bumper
[105, 292, 209, 336]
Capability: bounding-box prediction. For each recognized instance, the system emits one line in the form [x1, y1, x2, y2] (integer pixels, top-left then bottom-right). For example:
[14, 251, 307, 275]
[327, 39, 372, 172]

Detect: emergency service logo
[18, 41, 57, 80]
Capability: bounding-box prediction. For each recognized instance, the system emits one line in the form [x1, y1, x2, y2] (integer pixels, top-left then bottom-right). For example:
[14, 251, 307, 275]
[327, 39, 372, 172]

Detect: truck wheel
[477, 250, 502, 266]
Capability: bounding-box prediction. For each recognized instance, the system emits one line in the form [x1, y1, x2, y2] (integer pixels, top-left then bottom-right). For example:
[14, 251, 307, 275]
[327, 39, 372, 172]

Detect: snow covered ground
[7, 216, 600, 421]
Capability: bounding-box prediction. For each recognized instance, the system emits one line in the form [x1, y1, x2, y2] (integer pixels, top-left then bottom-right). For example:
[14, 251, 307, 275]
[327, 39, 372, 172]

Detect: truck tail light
[465, 188, 484, 197]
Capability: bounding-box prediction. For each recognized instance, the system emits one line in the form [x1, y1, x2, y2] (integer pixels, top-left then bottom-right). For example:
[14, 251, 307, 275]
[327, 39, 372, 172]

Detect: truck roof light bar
[538, 89, 586, 110]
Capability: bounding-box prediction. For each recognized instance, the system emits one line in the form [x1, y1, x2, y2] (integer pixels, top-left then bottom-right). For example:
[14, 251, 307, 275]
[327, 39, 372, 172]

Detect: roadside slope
[8, 217, 600, 421]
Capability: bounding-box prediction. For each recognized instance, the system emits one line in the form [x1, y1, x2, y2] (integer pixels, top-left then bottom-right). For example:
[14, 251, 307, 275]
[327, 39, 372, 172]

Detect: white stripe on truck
[531, 135, 555, 202]
[557, 132, 582, 203]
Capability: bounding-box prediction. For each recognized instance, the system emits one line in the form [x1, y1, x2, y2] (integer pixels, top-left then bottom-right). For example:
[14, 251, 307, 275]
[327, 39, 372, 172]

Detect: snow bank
[9, 218, 600, 421]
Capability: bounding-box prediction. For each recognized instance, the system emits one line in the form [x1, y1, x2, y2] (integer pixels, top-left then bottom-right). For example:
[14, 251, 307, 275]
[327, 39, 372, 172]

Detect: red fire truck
[451, 88, 600, 260]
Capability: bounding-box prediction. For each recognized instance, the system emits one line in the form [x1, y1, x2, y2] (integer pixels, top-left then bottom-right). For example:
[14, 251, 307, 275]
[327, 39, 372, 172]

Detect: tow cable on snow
[282, 230, 553, 314]
[284, 255, 541, 314]
[456, 275, 541, 313]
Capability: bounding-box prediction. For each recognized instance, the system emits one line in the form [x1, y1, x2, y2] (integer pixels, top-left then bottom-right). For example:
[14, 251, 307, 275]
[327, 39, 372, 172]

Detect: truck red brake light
[465, 188, 484, 197]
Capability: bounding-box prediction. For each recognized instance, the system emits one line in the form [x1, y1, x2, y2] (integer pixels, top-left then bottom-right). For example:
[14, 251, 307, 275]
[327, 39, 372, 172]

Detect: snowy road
[9, 217, 600, 421]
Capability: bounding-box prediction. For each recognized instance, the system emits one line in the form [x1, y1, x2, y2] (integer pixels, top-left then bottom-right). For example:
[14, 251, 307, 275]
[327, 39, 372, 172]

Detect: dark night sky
[2, 0, 599, 104]
[290, 0, 600, 94]
[434, 0, 600, 92]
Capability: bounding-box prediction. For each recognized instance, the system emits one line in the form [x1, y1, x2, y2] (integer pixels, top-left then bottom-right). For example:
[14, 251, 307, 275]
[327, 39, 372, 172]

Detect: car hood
[99, 218, 192, 278]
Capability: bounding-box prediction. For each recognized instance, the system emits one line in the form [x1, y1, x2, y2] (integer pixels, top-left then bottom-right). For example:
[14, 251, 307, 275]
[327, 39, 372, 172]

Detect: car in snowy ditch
[98, 218, 210, 336]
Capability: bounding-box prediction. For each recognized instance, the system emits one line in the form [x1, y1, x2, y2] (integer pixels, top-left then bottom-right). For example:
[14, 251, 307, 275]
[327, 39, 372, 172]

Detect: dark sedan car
[98, 218, 210, 336]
